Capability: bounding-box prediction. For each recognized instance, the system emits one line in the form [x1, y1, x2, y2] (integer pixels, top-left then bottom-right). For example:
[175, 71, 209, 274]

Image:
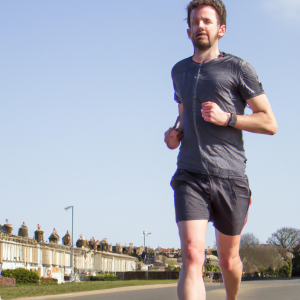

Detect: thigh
[178, 220, 208, 252]
[215, 229, 241, 259]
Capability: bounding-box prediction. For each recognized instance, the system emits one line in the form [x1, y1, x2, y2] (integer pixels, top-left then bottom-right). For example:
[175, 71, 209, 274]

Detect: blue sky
[1, 0, 299, 249]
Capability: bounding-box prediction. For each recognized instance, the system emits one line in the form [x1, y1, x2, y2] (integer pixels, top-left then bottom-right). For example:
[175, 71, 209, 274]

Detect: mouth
[196, 32, 208, 39]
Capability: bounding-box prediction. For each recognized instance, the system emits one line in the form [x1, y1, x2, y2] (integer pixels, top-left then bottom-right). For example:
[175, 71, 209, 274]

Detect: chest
[175, 64, 243, 112]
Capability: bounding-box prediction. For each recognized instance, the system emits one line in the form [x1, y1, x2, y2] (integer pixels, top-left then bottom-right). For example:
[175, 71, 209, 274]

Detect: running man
[164, 1, 277, 299]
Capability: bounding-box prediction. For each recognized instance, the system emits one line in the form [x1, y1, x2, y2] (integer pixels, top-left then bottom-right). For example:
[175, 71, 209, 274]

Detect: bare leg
[177, 220, 208, 300]
[216, 230, 242, 300]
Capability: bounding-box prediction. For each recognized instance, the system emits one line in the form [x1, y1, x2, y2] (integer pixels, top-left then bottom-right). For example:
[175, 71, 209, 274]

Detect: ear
[218, 25, 226, 39]
[187, 28, 192, 39]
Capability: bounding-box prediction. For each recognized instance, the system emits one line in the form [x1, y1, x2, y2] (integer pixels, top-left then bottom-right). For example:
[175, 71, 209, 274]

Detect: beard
[192, 31, 219, 51]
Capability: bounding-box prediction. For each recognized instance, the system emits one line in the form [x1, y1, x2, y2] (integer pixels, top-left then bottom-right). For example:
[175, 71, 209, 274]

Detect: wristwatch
[227, 113, 237, 127]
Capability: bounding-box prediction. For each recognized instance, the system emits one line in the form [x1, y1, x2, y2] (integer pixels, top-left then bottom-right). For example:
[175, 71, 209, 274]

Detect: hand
[201, 102, 230, 126]
[164, 128, 183, 150]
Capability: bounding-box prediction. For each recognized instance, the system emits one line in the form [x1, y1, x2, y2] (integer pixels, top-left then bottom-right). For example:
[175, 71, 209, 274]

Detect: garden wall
[0, 276, 16, 287]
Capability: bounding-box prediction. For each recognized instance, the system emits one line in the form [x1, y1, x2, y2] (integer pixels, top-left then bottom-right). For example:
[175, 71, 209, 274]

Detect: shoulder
[171, 57, 192, 78]
[223, 53, 256, 72]
[222, 53, 246, 68]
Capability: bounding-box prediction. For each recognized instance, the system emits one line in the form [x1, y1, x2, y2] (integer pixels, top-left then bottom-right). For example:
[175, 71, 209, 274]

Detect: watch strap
[228, 113, 237, 127]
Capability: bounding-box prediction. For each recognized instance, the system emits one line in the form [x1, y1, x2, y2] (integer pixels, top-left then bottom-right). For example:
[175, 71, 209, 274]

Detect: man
[164, 1, 277, 299]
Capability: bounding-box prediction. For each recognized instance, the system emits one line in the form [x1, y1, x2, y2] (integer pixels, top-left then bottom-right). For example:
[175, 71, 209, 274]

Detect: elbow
[266, 120, 277, 135]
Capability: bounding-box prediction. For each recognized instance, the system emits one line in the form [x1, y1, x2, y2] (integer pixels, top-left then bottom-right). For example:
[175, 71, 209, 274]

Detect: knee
[219, 254, 241, 272]
[183, 246, 205, 267]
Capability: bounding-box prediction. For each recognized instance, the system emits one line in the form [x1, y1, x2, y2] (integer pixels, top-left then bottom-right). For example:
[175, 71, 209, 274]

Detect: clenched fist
[201, 102, 230, 126]
[164, 127, 183, 150]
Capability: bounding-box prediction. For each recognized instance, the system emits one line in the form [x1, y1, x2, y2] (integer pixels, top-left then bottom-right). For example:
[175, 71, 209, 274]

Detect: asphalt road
[38, 279, 300, 300]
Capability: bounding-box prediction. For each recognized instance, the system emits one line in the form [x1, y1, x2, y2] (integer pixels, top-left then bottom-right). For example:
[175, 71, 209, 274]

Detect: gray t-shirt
[172, 53, 264, 178]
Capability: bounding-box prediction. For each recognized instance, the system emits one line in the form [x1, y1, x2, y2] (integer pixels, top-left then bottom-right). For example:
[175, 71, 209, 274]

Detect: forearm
[234, 112, 277, 135]
[164, 104, 184, 150]
[178, 104, 183, 130]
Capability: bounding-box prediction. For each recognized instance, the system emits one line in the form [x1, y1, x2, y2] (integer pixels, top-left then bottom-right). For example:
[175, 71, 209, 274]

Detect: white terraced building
[0, 233, 137, 283]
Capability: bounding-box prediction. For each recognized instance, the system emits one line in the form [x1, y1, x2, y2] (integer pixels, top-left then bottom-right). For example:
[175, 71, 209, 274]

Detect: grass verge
[0, 280, 178, 300]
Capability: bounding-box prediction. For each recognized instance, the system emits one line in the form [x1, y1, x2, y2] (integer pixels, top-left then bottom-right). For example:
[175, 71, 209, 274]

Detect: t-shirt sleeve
[238, 61, 264, 101]
[173, 81, 182, 104]
[171, 67, 182, 104]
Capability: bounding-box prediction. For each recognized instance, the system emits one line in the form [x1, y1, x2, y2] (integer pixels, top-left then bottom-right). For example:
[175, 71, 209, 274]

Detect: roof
[256, 244, 283, 249]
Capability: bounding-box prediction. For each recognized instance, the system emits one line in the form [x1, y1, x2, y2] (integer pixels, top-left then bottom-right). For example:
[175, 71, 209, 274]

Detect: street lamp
[64, 206, 74, 275]
[64, 206, 74, 247]
[143, 231, 151, 249]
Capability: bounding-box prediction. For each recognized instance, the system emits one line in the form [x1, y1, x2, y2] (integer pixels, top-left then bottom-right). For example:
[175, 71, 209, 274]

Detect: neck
[192, 43, 220, 64]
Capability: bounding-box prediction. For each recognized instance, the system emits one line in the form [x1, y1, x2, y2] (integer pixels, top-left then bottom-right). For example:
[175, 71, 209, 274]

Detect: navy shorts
[171, 169, 251, 236]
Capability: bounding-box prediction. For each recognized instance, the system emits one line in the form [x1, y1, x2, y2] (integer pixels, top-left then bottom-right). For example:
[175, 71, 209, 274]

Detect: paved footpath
[13, 279, 300, 300]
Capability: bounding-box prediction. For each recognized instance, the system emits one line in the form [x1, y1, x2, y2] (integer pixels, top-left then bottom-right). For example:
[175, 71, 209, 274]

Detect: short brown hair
[187, 0, 227, 27]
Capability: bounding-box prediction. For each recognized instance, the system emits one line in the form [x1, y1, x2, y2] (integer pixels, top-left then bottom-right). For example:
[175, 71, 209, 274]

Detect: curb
[10, 283, 178, 300]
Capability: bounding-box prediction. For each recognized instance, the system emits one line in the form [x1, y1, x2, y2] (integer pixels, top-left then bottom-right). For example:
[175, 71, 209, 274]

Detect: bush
[40, 277, 58, 285]
[41, 280, 58, 285]
[165, 263, 175, 271]
[2, 268, 39, 284]
[173, 267, 181, 272]
[292, 245, 300, 277]
[277, 261, 292, 278]
[243, 273, 252, 279]
[90, 274, 119, 281]
[204, 263, 213, 272]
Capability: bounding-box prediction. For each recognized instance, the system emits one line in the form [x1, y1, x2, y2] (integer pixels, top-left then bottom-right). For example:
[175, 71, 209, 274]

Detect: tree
[147, 249, 154, 256]
[130, 253, 143, 262]
[162, 255, 168, 264]
[240, 233, 260, 249]
[266, 227, 300, 249]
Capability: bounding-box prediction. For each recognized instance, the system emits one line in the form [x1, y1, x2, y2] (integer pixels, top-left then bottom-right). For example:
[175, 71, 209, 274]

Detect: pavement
[11, 279, 300, 300]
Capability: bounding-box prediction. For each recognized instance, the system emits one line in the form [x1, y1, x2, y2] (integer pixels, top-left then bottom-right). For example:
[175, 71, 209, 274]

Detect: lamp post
[143, 231, 151, 249]
[64, 206, 74, 276]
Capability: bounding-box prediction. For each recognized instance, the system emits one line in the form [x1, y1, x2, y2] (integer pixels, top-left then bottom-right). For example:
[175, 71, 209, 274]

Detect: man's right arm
[164, 104, 183, 150]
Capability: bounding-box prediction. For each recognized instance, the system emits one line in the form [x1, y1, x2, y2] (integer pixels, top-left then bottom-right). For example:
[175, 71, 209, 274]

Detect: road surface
[15, 279, 300, 300]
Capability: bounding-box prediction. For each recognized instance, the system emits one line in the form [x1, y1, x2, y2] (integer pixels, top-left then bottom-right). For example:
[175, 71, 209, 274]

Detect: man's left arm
[201, 94, 277, 135]
[234, 94, 277, 135]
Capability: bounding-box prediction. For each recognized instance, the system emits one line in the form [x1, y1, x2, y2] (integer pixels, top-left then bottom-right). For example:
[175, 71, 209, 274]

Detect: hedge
[2, 268, 39, 284]
[90, 274, 119, 281]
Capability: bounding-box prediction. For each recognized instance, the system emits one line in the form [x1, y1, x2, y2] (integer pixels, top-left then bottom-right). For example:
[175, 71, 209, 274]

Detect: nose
[198, 19, 209, 28]
[195, 20, 206, 31]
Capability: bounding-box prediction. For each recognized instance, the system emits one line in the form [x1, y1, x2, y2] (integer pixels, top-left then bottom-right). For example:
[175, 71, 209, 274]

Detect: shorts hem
[213, 223, 245, 237]
[176, 216, 209, 223]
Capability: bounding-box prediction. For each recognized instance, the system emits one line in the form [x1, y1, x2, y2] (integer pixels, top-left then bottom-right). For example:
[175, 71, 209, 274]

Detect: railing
[39, 242, 72, 251]
[0, 233, 35, 245]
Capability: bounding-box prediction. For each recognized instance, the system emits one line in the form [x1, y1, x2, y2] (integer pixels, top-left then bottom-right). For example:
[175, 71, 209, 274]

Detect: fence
[116, 271, 179, 280]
